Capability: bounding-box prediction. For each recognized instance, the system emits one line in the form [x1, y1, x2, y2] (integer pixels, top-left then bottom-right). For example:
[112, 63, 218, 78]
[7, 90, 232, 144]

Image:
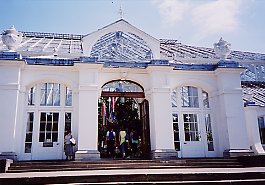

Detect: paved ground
[1, 167, 265, 179]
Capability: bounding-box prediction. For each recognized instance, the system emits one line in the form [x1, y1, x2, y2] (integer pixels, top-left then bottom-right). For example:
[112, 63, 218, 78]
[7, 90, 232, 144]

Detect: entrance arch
[98, 80, 151, 159]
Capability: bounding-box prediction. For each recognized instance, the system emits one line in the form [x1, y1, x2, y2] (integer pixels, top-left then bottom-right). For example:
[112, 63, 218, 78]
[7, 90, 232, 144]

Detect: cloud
[191, 0, 243, 36]
[152, 0, 190, 25]
[153, 0, 249, 37]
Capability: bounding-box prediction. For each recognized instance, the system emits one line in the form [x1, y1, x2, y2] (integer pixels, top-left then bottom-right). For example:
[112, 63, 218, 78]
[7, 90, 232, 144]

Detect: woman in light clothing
[119, 128, 127, 159]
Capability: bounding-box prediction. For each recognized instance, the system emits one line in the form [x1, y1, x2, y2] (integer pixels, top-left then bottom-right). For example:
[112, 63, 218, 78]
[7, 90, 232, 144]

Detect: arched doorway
[98, 80, 151, 159]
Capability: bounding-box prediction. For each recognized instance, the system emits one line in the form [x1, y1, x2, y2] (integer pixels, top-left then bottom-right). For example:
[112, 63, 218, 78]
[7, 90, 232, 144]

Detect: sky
[0, 0, 264, 53]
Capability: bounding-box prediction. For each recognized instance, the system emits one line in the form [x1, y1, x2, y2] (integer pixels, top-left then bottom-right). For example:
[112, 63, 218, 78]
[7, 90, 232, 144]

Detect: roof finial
[118, 0, 124, 19]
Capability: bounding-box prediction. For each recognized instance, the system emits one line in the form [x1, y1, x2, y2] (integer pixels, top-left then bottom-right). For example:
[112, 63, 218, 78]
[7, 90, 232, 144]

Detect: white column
[244, 106, 265, 155]
[75, 63, 102, 160]
[216, 68, 253, 157]
[147, 65, 177, 159]
[0, 60, 23, 160]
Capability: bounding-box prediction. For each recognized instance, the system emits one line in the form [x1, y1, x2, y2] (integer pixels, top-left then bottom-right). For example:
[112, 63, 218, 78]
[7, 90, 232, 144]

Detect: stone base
[223, 149, 254, 158]
[151, 149, 178, 159]
[75, 150, 100, 161]
[0, 159, 13, 173]
[0, 152, 17, 161]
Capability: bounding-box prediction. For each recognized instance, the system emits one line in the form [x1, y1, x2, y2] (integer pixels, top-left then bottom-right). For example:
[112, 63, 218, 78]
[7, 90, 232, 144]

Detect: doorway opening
[97, 80, 150, 159]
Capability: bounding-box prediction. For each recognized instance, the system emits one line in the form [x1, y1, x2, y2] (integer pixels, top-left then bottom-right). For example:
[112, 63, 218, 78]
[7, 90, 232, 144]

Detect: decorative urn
[213, 37, 231, 60]
[2, 26, 23, 51]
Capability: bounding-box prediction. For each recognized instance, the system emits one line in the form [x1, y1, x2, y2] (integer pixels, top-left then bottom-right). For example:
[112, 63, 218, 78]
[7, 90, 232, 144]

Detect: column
[0, 59, 23, 160]
[75, 64, 102, 160]
[147, 65, 177, 159]
[216, 67, 254, 157]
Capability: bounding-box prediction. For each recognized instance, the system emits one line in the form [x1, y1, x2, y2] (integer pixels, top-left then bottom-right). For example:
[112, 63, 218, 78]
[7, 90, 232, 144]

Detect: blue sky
[0, 0, 264, 53]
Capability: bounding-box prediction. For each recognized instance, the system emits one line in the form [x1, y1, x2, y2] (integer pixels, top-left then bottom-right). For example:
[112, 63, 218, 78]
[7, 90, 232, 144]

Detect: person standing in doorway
[64, 131, 75, 160]
[130, 129, 139, 158]
[119, 127, 127, 159]
[106, 127, 116, 158]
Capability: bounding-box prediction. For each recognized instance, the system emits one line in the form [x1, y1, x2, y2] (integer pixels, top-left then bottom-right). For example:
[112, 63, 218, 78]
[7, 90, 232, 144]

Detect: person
[119, 127, 127, 159]
[64, 131, 75, 160]
[130, 129, 139, 158]
[106, 127, 116, 158]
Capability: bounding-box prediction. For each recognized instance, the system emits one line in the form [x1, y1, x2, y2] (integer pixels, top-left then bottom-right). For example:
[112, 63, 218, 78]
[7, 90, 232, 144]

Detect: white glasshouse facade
[0, 19, 265, 161]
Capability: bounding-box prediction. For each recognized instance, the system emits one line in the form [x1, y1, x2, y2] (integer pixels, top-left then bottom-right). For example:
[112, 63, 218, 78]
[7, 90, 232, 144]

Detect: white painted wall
[244, 106, 265, 155]
[0, 60, 23, 155]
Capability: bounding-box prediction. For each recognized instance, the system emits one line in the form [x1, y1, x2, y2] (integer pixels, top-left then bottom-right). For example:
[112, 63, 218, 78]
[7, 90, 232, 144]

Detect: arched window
[101, 80, 144, 98]
[28, 83, 72, 106]
[171, 86, 214, 153]
[25, 83, 73, 154]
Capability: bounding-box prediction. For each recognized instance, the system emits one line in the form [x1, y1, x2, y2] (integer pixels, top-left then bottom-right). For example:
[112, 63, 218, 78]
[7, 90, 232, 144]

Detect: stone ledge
[223, 149, 254, 158]
[0, 159, 13, 173]
[151, 149, 178, 159]
[75, 150, 100, 161]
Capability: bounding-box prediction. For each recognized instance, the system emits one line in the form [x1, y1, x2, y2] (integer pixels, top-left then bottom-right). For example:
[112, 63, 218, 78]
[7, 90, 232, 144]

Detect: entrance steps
[1, 158, 265, 184]
[7, 158, 243, 173]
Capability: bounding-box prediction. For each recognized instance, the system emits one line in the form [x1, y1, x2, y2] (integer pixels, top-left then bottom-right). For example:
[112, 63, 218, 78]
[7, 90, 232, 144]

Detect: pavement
[1, 167, 265, 179]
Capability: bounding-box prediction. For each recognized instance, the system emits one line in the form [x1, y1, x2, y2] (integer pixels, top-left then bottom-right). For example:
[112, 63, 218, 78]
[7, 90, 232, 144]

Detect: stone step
[7, 159, 243, 173]
[1, 169, 265, 185]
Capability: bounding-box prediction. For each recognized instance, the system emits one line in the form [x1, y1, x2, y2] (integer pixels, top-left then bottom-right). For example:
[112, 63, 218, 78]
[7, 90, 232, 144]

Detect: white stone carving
[213, 37, 231, 60]
[2, 26, 23, 51]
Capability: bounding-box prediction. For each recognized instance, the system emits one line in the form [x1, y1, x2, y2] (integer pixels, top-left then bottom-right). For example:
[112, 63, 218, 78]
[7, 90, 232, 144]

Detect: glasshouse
[0, 19, 264, 161]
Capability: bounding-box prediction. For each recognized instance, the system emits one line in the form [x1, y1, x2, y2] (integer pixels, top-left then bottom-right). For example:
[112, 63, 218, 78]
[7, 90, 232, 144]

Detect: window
[258, 116, 265, 144]
[205, 114, 214, 151]
[202, 90, 210, 108]
[28, 87, 36, 106]
[181, 86, 199, 108]
[24, 112, 34, 153]
[65, 112, 72, 136]
[65, 87, 72, 106]
[39, 112, 59, 142]
[183, 114, 200, 141]
[171, 90, 177, 107]
[172, 114, 180, 150]
[40, 83, 60, 106]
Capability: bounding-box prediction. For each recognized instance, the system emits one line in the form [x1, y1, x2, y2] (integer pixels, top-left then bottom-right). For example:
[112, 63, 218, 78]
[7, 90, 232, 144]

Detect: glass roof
[90, 31, 153, 62]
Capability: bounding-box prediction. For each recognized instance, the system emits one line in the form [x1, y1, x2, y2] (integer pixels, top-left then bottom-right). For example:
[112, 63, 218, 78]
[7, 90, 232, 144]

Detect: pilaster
[215, 67, 253, 157]
[75, 63, 102, 160]
[147, 65, 177, 159]
[244, 105, 265, 155]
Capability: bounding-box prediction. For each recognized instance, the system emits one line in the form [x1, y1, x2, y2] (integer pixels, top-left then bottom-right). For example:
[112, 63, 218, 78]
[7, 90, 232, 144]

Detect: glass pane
[65, 87, 72, 106]
[39, 132, 45, 142]
[28, 87, 36, 106]
[258, 117, 265, 144]
[46, 132, 51, 140]
[53, 122, 58, 131]
[102, 80, 143, 93]
[203, 90, 210, 108]
[183, 114, 199, 141]
[181, 86, 199, 108]
[174, 142, 180, 151]
[25, 133, 32, 142]
[46, 123, 52, 132]
[205, 114, 214, 151]
[24, 143, 32, 153]
[39, 112, 59, 143]
[171, 90, 177, 107]
[40, 122, 45, 132]
[65, 112, 72, 135]
[52, 132, 58, 142]
[40, 83, 61, 106]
